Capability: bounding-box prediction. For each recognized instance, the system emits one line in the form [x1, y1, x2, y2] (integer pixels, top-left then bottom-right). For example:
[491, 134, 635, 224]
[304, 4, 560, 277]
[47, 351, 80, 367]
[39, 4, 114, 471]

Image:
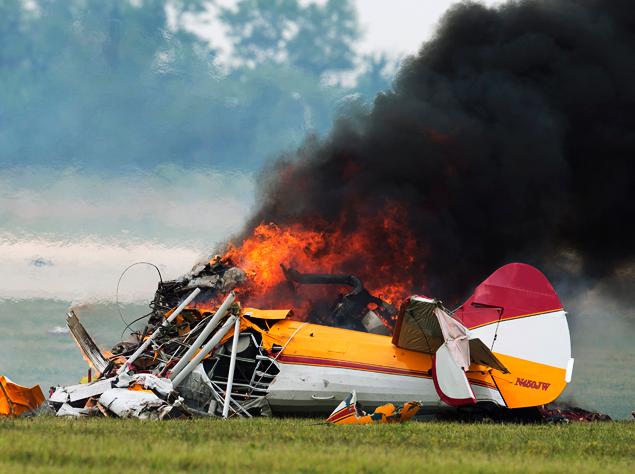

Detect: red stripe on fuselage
[276, 354, 430, 378]
[274, 354, 497, 389]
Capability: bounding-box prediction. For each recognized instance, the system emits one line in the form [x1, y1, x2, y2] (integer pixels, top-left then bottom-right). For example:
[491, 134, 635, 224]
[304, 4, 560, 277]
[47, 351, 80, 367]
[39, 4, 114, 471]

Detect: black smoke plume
[236, 0, 635, 305]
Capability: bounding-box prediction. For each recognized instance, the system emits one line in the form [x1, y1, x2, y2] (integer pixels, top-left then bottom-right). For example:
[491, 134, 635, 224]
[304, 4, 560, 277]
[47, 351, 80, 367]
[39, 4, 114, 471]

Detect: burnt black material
[281, 264, 396, 330]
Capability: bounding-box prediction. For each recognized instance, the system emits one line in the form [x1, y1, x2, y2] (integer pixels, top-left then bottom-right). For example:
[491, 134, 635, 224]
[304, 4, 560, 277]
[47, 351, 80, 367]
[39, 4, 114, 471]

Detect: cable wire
[115, 261, 163, 328]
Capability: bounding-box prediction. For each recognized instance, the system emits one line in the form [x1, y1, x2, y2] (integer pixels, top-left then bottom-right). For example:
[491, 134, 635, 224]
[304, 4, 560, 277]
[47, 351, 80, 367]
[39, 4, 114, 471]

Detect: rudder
[455, 263, 573, 408]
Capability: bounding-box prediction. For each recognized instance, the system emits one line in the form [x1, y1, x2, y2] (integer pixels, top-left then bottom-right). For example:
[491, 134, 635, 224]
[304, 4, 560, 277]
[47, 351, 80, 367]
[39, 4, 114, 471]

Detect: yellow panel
[490, 353, 567, 408]
[243, 308, 293, 320]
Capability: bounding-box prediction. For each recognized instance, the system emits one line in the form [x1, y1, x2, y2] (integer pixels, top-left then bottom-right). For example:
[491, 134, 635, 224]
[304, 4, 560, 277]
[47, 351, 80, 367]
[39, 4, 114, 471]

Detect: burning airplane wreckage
[33, 257, 604, 423]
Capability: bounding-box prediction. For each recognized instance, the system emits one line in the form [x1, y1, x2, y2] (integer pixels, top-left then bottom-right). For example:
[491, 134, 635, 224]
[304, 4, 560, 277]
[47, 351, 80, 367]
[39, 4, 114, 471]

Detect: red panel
[454, 263, 562, 329]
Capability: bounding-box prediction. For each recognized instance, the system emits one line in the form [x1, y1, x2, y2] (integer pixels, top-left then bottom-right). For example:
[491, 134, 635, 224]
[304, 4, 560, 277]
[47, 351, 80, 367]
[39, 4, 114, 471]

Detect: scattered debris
[49, 372, 191, 420]
[98, 388, 183, 420]
[538, 404, 611, 423]
[326, 391, 421, 424]
[66, 311, 110, 374]
[48, 289, 247, 419]
[0, 375, 45, 416]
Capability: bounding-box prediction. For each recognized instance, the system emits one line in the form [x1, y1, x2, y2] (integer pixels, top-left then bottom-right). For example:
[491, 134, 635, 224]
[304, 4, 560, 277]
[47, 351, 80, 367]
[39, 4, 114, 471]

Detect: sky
[188, 0, 505, 66]
[354, 0, 503, 57]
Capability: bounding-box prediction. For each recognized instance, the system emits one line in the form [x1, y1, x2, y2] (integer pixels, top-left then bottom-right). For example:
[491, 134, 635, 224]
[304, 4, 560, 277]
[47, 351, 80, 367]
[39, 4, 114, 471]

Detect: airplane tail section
[393, 263, 573, 409]
[454, 263, 573, 408]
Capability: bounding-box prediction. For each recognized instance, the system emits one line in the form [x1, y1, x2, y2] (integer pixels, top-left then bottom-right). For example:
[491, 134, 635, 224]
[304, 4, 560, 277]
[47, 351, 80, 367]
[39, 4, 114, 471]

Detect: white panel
[469, 310, 571, 369]
[267, 362, 505, 411]
[565, 358, 575, 383]
[434, 344, 475, 402]
[268, 363, 439, 410]
[471, 384, 505, 406]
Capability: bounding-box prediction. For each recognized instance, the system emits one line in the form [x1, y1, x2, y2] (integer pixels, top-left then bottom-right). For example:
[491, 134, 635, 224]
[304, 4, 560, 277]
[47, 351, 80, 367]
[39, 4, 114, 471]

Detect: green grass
[0, 418, 633, 473]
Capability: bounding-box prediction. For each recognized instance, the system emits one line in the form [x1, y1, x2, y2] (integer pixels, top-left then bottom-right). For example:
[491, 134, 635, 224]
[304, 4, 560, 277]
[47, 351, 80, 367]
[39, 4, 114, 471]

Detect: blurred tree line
[0, 0, 392, 170]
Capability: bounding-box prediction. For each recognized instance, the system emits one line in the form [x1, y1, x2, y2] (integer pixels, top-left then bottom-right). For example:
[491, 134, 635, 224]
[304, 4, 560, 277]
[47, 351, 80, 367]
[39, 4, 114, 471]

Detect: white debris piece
[49, 386, 69, 404]
[130, 374, 174, 398]
[64, 378, 114, 402]
[98, 388, 175, 419]
[56, 403, 98, 417]
[115, 372, 134, 388]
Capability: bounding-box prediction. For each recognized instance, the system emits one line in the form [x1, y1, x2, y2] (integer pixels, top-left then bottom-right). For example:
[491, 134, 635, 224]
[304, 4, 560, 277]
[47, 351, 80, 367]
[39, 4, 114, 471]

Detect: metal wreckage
[1, 258, 612, 423]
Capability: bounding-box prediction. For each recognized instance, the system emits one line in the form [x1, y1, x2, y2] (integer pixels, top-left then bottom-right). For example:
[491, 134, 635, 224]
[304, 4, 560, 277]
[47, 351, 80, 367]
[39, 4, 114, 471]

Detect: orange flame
[224, 202, 423, 318]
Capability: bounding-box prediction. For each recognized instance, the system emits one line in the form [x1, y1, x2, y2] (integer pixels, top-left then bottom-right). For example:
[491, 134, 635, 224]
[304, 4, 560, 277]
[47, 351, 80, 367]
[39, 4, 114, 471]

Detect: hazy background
[4, 0, 503, 300]
[1, 0, 631, 419]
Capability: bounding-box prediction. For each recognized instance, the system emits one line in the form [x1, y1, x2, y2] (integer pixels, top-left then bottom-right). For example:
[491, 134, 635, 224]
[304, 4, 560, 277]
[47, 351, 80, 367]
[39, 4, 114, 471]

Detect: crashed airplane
[47, 261, 574, 419]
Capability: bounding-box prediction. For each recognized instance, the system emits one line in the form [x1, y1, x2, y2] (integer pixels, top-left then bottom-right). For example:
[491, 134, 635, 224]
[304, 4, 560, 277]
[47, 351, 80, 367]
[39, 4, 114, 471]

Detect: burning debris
[279, 265, 396, 334]
[152, 255, 396, 334]
[149, 256, 246, 320]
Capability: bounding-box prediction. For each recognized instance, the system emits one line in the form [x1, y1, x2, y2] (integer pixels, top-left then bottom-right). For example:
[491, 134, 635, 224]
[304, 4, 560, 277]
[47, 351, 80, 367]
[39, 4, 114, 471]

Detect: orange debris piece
[326, 391, 421, 425]
[0, 375, 45, 417]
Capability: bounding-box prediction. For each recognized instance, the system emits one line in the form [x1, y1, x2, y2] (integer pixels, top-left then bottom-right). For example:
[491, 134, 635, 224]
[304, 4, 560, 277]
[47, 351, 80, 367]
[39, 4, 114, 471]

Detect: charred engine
[280, 264, 396, 334]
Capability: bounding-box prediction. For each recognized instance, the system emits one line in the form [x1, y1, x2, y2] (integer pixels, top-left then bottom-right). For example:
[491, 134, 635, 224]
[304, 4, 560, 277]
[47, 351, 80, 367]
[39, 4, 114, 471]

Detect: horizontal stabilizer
[468, 338, 509, 373]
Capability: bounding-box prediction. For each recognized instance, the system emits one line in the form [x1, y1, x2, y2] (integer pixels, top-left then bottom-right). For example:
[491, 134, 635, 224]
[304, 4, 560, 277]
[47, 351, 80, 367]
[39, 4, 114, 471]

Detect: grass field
[0, 418, 632, 473]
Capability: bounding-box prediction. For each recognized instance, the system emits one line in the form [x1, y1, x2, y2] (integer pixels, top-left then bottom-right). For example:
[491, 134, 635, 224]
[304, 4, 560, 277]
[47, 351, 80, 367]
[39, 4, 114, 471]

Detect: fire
[224, 202, 423, 317]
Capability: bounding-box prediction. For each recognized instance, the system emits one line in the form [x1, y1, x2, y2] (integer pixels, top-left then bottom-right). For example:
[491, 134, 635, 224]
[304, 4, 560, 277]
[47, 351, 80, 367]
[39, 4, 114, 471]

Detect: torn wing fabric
[435, 307, 470, 371]
[392, 298, 510, 373]
[468, 338, 509, 373]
